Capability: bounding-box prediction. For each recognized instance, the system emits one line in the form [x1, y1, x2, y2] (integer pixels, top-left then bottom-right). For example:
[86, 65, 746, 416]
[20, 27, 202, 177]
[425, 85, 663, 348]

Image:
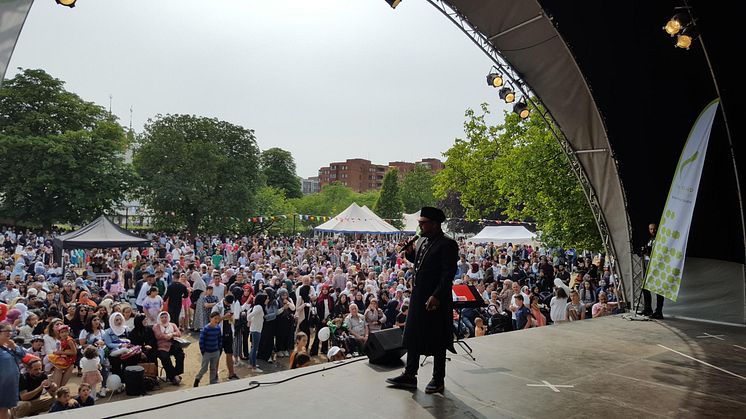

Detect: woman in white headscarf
[103, 312, 137, 375]
[152, 312, 185, 385]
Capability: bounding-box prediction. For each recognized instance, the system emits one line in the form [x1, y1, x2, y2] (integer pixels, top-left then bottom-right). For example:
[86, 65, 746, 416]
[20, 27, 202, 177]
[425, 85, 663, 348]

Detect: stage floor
[41, 316, 746, 418]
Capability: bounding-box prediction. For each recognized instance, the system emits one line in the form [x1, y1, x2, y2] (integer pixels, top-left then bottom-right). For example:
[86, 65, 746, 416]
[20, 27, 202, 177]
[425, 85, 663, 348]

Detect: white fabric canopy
[314, 203, 399, 234]
[466, 226, 537, 244]
[401, 211, 420, 234]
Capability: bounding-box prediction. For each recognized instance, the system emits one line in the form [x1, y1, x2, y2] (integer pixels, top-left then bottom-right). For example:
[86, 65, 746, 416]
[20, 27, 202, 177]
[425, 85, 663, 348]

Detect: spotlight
[486, 73, 504, 88]
[663, 12, 690, 36]
[499, 87, 515, 103]
[675, 25, 698, 49]
[384, 0, 401, 8]
[55, 0, 76, 7]
[513, 101, 530, 119]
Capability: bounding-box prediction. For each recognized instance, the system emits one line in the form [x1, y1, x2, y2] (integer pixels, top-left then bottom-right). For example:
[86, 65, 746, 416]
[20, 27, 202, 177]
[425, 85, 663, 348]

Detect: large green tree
[0, 69, 133, 228]
[291, 183, 379, 218]
[400, 164, 436, 213]
[243, 186, 295, 235]
[133, 114, 261, 234]
[260, 147, 302, 199]
[434, 103, 601, 250]
[374, 169, 404, 229]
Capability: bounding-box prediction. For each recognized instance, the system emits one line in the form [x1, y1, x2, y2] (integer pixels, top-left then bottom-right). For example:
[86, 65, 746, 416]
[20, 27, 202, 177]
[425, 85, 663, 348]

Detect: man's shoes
[386, 373, 417, 389]
[425, 378, 444, 394]
[636, 310, 653, 316]
[651, 312, 664, 320]
[228, 374, 240, 380]
[193, 379, 200, 388]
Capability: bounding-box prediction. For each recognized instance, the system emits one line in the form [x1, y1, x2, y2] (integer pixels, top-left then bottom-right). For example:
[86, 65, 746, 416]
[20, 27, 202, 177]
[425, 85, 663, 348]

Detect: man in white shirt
[508, 281, 530, 327]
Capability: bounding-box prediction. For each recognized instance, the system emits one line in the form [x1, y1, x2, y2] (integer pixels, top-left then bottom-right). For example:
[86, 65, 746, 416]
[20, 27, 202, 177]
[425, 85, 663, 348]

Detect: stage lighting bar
[55, 0, 76, 7]
[385, 0, 401, 9]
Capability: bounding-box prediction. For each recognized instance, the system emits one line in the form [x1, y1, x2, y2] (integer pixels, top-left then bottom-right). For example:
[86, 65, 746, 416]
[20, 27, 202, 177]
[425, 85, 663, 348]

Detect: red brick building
[318, 158, 444, 192]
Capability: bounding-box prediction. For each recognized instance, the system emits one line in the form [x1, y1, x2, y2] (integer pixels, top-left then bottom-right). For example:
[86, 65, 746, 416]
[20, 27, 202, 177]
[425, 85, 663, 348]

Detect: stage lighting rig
[55, 0, 76, 7]
[663, 8, 699, 50]
[486, 72, 504, 88]
[663, 12, 690, 36]
[513, 99, 530, 119]
[384, 0, 401, 9]
[499, 86, 515, 104]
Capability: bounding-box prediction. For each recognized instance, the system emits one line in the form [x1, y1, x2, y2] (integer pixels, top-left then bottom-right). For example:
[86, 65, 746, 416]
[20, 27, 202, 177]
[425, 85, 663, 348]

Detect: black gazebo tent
[53, 215, 150, 264]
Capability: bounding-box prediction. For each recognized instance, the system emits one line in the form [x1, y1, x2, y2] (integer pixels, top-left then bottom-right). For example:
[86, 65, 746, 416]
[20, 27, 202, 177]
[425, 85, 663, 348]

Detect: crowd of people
[0, 226, 621, 417]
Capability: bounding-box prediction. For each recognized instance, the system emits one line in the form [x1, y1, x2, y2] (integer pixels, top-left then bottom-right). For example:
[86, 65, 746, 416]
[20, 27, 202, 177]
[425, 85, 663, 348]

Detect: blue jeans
[250, 331, 261, 367]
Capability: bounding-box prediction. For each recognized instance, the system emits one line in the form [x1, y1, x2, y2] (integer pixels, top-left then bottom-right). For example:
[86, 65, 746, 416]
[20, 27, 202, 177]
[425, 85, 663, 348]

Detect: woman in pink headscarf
[0, 303, 7, 323]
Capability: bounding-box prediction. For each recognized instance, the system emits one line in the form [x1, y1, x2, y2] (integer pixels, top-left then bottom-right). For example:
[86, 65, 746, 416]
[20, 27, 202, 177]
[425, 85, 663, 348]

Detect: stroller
[485, 304, 513, 334]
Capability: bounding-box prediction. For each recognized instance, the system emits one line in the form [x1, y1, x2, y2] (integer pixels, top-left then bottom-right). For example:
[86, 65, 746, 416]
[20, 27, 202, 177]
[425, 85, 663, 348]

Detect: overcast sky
[8, 0, 508, 178]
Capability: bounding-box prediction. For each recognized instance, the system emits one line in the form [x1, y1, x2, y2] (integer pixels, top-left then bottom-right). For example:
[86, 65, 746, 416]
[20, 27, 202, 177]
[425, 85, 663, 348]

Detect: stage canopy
[53, 215, 150, 250]
[314, 203, 399, 235]
[466, 226, 537, 245]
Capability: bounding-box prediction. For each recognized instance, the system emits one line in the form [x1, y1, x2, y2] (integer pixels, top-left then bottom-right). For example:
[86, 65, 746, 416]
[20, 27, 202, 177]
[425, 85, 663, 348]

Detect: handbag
[171, 337, 191, 349]
[120, 345, 142, 360]
[139, 362, 158, 378]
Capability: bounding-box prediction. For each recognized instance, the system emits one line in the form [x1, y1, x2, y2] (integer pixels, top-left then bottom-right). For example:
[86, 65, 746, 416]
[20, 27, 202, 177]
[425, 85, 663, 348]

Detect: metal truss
[426, 0, 630, 302]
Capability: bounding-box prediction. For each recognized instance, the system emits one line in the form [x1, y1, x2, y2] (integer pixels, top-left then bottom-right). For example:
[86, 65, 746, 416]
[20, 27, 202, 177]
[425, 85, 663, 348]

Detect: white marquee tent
[401, 211, 420, 234]
[314, 203, 399, 235]
[466, 226, 537, 245]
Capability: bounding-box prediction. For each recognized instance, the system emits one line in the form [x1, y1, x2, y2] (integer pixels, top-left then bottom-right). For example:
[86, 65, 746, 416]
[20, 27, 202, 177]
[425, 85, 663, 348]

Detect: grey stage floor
[41, 316, 746, 418]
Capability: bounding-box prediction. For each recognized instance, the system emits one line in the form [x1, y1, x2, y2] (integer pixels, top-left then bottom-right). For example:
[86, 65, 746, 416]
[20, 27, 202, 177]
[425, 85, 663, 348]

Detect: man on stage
[386, 206, 458, 394]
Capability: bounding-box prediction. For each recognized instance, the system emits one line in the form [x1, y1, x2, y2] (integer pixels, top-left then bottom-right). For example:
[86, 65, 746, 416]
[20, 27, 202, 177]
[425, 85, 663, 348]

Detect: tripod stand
[419, 306, 477, 366]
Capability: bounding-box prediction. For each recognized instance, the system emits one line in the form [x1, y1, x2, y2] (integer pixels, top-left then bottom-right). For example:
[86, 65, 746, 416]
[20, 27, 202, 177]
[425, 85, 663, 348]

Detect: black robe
[402, 233, 458, 356]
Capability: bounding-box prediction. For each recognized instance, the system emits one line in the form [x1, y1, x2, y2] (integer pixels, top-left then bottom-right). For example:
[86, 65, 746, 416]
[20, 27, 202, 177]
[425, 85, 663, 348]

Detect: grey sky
[8, 0, 509, 178]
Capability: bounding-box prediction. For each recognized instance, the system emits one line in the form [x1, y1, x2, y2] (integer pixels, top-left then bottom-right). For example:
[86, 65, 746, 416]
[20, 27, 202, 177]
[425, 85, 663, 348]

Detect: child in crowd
[74, 383, 95, 407]
[80, 346, 103, 397]
[48, 387, 79, 412]
[194, 311, 222, 387]
[474, 317, 486, 337]
[289, 332, 308, 369]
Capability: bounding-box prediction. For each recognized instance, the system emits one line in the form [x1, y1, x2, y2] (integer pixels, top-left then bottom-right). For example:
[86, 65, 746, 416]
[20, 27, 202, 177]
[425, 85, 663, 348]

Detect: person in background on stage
[387, 206, 458, 395]
[640, 223, 665, 319]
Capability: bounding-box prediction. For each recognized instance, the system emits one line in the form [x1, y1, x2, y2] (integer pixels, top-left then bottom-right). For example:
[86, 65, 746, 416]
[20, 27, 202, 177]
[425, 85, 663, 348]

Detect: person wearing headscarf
[0, 303, 7, 323]
[257, 288, 278, 362]
[310, 284, 334, 356]
[11, 261, 26, 280]
[274, 288, 295, 358]
[102, 312, 136, 375]
[128, 314, 157, 364]
[78, 291, 97, 308]
[152, 311, 185, 385]
[383, 299, 400, 329]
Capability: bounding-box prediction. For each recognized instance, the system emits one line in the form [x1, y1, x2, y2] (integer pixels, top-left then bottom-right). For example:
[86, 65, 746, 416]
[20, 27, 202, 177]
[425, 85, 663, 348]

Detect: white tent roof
[402, 211, 420, 234]
[314, 203, 399, 234]
[466, 226, 537, 244]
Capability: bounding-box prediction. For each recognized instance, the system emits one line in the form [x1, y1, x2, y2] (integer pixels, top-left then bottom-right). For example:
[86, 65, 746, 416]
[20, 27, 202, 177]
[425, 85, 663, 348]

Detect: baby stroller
[485, 304, 513, 334]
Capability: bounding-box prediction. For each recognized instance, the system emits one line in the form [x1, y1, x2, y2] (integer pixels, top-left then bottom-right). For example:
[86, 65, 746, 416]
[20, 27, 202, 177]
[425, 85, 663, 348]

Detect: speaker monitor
[365, 327, 407, 365]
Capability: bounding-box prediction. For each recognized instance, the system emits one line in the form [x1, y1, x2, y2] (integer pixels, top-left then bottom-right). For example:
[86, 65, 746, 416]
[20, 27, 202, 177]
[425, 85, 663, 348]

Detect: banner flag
[644, 99, 719, 301]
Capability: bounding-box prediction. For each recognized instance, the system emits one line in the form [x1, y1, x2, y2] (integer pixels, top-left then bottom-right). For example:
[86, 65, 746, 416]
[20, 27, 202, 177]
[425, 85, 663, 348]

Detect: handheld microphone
[402, 235, 419, 250]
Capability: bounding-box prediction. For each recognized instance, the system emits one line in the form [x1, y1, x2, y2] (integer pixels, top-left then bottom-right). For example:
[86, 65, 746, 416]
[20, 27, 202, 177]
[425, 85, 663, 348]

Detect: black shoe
[386, 373, 417, 389]
[651, 312, 664, 320]
[193, 379, 199, 388]
[228, 374, 240, 380]
[637, 310, 653, 316]
[425, 379, 444, 394]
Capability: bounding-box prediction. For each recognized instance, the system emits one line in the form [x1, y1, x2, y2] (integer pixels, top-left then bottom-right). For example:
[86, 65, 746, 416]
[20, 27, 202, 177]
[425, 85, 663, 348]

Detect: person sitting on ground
[16, 358, 57, 417]
[474, 317, 486, 337]
[592, 291, 618, 318]
[289, 332, 308, 370]
[74, 383, 95, 407]
[326, 345, 346, 362]
[48, 387, 78, 413]
[514, 295, 531, 330]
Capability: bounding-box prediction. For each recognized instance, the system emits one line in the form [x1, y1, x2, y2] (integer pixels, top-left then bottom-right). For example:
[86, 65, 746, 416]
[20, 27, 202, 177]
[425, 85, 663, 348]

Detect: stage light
[486, 73, 504, 88]
[384, 0, 401, 9]
[663, 12, 690, 36]
[55, 0, 76, 7]
[676, 26, 698, 50]
[499, 87, 515, 104]
[513, 101, 530, 119]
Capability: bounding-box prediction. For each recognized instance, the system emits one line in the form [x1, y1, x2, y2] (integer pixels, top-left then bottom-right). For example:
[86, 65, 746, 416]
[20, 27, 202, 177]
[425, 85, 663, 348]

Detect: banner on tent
[644, 99, 719, 302]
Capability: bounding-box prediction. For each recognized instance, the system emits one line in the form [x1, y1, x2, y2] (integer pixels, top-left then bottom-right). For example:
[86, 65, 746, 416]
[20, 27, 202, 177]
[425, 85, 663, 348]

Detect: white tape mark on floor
[657, 344, 746, 381]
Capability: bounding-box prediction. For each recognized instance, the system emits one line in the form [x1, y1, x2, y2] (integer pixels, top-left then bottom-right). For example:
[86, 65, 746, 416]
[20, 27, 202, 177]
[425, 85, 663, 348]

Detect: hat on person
[327, 346, 342, 359]
[420, 206, 446, 223]
[396, 284, 406, 292]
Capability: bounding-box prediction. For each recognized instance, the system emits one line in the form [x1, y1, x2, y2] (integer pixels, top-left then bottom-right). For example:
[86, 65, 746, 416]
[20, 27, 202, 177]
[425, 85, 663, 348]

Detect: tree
[374, 169, 404, 229]
[434, 103, 602, 250]
[133, 114, 261, 234]
[260, 147, 302, 199]
[0, 69, 134, 229]
[400, 164, 436, 213]
[243, 186, 295, 235]
[291, 183, 379, 218]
